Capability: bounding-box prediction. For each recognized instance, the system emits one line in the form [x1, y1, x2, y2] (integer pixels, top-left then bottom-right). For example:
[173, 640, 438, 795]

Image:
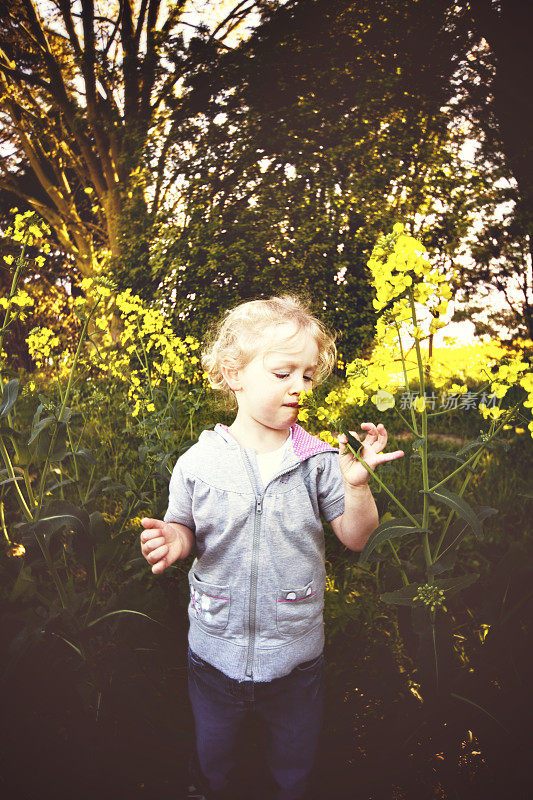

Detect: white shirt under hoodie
[255, 427, 293, 487]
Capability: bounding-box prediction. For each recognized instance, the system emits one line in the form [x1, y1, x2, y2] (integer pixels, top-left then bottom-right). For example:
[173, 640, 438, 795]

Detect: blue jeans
[187, 645, 324, 800]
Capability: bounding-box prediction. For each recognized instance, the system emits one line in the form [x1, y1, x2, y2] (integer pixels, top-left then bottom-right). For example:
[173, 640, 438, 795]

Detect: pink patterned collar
[214, 422, 338, 461]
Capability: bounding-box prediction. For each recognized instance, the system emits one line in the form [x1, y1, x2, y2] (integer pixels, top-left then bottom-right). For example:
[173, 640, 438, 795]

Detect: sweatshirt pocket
[276, 579, 323, 636]
[189, 572, 231, 631]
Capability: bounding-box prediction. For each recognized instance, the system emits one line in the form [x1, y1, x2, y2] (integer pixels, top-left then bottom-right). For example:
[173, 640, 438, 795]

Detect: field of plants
[1, 2, 532, 798]
[0, 214, 531, 800]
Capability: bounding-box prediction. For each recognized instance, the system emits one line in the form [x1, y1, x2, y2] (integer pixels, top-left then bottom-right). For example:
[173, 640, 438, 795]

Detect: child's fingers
[365, 422, 388, 452]
[140, 530, 164, 548]
[146, 543, 169, 564]
[143, 535, 165, 551]
[377, 450, 404, 462]
[141, 517, 164, 529]
[151, 557, 168, 575]
[337, 431, 360, 454]
[360, 422, 382, 444]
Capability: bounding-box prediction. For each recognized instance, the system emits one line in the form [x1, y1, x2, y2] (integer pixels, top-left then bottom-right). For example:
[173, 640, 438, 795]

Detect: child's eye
[274, 374, 313, 381]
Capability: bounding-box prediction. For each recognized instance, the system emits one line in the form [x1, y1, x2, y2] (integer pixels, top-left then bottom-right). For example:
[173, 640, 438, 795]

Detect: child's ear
[221, 363, 241, 391]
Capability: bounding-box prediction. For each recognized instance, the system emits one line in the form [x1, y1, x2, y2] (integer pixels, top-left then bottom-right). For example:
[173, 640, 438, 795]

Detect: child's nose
[290, 376, 307, 393]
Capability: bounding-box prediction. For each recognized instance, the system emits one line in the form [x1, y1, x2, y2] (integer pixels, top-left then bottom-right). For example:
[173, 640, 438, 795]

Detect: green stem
[33, 525, 70, 607]
[388, 538, 409, 586]
[0, 234, 31, 477]
[395, 320, 420, 437]
[83, 462, 97, 505]
[432, 405, 518, 561]
[407, 289, 433, 578]
[53, 355, 82, 502]
[83, 472, 152, 625]
[393, 405, 418, 435]
[35, 297, 102, 516]
[345, 443, 419, 525]
[1, 500, 11, 544]
[0, 233, 29, 358]
[428, 425, 511, 492]
[170, 385, 205, 477]
[0, 436, 33, 520]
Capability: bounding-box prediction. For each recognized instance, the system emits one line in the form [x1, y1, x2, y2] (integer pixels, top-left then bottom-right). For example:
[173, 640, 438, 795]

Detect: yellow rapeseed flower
[479, 403, 504, 420]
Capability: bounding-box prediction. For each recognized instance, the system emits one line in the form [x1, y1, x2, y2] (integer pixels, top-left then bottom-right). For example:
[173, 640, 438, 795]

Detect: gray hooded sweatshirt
[163, 422, 346, 682]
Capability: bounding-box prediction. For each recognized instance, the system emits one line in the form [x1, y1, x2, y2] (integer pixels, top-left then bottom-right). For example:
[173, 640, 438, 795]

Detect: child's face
[227, 324, 319, 431]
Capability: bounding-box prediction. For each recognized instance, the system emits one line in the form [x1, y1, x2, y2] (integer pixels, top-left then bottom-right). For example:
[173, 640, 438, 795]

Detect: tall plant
[300, 223, 532, 697]
[0, 212, 173, 719]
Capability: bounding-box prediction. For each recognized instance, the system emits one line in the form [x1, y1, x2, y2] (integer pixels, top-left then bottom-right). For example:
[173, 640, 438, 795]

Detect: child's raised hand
[140, 517, 186, 574]
[337, 422, 404, 488]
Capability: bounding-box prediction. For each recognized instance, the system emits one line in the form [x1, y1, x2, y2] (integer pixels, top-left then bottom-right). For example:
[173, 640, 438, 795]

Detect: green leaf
[0, 475, 25, 488]
[32, 400, 44, 428]
[49, 632, 84, 659]
[0, 424, 25, 442]
[156, 452, 174, 478]
[456, 434, 510, 457]
[380, 573, 479, 606]
[338, 426, 363, 453]
[358, 515, 429, 566]
[420, 486, 484, 540]
[57, 406, 73, 424]
[124, 472, 136, 490]
[9, 564, 36, 602]
[431, 572, 480, 596]
[429, 506, 498, 575]
[50, 447, 96, 465]
[18, 500, 91, 550]
[380, 582, 422, 606]
[86, 609, 168, 629]
[0, 379, 19, 419]
[43, 478, 76, 495]
[450, 692, 510, 734]
[456, 436, 485, 457]
[88, 511, 110, 542]
[28, 414, 54, 445]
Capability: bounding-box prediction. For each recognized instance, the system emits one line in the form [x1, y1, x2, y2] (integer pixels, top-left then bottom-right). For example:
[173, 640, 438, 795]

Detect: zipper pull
[256, 497, 263, 514]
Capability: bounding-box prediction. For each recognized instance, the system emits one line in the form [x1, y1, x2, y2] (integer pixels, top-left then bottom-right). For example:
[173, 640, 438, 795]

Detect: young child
[140, 294, 404, 800]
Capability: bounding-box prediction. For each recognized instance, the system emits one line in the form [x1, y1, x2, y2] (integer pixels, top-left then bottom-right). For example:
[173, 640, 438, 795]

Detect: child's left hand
[337, 422, 404, 488]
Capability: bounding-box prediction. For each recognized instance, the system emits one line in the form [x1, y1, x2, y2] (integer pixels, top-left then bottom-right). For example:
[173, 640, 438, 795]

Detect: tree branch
[80, 0, 118, 189]
[102, 1, 123, 58]
[0, 56, 51, 93]
[20, 0, 107, 197]
[134, 0, 150, 47]
[139, 0, 162, 124]
[56, 0, 83, 59]
[120, 0, 138, 122]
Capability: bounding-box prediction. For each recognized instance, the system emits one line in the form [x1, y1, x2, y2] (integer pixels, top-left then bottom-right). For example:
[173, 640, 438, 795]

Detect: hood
[213, 422, 338, 461]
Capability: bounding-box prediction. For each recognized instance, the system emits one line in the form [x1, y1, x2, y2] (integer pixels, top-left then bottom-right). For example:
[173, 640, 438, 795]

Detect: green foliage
[147, 0, 501, 362]
[0, 236, 203, 719]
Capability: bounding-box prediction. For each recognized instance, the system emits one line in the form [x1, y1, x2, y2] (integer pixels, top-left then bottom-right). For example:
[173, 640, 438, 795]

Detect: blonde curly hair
[201, 293, 338, 410]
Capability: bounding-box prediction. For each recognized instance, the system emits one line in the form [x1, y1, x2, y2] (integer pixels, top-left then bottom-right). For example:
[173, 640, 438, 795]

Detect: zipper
[240, 453, 304, 678]
[240, 451, 261, 678]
